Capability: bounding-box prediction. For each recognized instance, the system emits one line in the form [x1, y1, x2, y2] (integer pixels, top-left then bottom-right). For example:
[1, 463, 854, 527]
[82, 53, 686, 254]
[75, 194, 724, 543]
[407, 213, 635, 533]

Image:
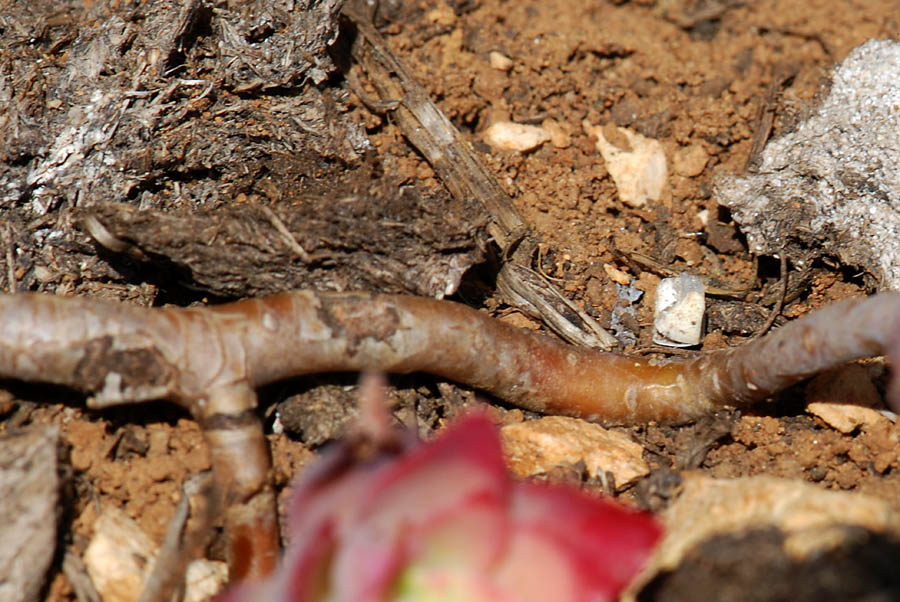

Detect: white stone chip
[84, 507, 157, 602]
[483, 121, 551, 152]
[489, 51, 513, 71]
[653, 273, 705, 347]
[584, 121, 667, 207]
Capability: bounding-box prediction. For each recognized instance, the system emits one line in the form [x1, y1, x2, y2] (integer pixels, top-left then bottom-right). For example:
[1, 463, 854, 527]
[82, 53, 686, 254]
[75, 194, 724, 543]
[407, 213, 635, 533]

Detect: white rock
[84, 506, 227, 602]
[483, 121, 550, 152]
[603, 262, 631, 285]
[184, 560, 229, 602]
[584, 121, 667, 207]
[84, 507, 156, 602]
[695, 208, 709, 226]
[654, 273, 705, 346]
[715, 40, 900, 289]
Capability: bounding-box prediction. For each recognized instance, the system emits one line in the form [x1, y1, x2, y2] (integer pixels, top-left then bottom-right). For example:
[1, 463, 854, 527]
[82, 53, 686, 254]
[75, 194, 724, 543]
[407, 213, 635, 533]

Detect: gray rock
[715, 39, 900, 289]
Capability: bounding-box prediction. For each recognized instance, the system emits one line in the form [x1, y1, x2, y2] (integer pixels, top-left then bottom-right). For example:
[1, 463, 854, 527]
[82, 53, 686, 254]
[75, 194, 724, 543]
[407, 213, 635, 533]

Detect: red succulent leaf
[401, 492, 510, 572]
[356, 413, 511, 534]
[218, 412, 661, 602]
[325, 414, 512, 601]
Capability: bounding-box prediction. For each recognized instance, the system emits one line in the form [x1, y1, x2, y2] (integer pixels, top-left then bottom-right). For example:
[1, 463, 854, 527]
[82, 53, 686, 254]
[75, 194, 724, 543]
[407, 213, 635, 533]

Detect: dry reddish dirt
[3, 1, 900, 600]
[369, 0, 900, 510]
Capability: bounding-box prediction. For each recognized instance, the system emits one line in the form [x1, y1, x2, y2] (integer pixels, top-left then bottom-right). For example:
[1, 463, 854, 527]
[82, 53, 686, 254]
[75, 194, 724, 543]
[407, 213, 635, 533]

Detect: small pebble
[184, 561, 229, 602]
[489, 51, 513, 71]
[483, 121, 550, 152]
[84, 507, 157, 602]
[654, 273, 705, 347]
[33, 265, 53, 282]
[425, 3, 456, 26]
[695, 208, 709, 226]
[673, 143, 709, 177]
[541, 118, 570, 148]
[603, 263, 631, 285]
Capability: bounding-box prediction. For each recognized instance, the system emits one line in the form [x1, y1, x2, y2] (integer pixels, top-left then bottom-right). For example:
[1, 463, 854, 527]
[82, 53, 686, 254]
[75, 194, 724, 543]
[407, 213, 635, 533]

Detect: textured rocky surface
[716, 40, 900, 289]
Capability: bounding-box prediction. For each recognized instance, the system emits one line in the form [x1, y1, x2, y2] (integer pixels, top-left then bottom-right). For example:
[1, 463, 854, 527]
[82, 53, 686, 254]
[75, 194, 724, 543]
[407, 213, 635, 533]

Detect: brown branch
[0, 290, 897, 577]
[2, 289, 897, 422]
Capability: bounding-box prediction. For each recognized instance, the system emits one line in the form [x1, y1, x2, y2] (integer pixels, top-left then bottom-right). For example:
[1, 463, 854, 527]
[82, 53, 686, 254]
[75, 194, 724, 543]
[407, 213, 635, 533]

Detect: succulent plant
[218, 411, 661, 602]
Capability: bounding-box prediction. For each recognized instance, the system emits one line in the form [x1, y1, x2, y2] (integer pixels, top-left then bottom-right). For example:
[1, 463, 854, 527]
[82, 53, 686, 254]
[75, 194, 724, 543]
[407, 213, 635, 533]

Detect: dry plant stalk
[1, 290, 897, 577]
[344, 5, 618, 350]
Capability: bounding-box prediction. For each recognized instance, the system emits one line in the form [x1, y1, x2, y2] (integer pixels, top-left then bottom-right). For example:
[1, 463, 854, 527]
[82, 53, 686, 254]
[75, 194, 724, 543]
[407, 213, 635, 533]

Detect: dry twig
[752, 253, 788, 338]
[343, 5, 618, 350]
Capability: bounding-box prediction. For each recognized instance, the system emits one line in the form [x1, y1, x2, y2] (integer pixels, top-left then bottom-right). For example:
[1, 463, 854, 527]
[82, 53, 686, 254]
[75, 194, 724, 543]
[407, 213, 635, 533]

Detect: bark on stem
[0, 290, 895, 577]
[237, 291, 899, 424]
[0, 290, 895, 425]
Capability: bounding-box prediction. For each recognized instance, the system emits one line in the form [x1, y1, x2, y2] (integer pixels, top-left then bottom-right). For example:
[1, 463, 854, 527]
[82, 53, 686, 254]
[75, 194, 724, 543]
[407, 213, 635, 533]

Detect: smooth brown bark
[0, 290, 896, 577]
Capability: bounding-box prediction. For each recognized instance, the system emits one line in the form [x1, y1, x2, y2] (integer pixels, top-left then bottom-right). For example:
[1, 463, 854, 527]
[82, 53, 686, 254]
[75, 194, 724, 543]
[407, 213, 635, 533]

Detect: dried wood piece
[212, 0, 343, 90]
[344, 5, 524, 250]
[497, 262, 618, 348]
[5, 0, 347, 216]
[138, 473, 218, 602]
[83, 191, 485, 299]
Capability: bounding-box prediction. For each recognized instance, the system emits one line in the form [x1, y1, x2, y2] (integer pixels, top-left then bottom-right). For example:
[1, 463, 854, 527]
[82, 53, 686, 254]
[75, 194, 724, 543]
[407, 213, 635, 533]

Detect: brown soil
[2, 1, 900, 600]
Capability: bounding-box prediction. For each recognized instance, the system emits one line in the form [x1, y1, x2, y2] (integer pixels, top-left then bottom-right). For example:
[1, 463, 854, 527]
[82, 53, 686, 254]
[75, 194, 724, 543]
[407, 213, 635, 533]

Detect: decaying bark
[0, 290, 897, 580]
[2, 0, 346, 215]
[2, 0, 489, 305]
[84, 191, 486, 299]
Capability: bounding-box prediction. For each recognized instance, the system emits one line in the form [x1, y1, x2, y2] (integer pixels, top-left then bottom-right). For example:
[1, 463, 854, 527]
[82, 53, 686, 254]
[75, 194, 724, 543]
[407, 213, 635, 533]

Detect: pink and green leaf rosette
[219, 414, 661, 602]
